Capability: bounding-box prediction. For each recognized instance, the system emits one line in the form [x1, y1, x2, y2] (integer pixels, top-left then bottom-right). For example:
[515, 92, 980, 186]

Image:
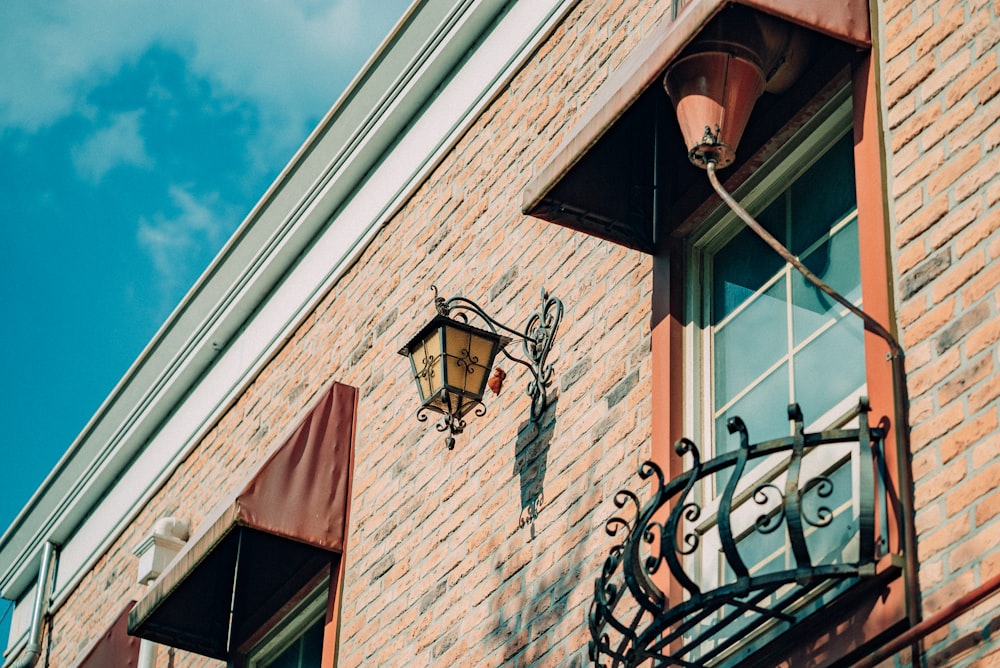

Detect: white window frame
[679, 90, 872, 629]
[247, 578, 329, 668]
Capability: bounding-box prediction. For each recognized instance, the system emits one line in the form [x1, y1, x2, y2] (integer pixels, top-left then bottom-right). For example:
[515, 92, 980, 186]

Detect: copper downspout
[851, 571, 1000, 668]
[705, 161, 902, 359]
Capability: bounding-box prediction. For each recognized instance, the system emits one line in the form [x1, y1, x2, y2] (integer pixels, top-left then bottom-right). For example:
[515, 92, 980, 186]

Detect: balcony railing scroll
[589, 399, 888, 668]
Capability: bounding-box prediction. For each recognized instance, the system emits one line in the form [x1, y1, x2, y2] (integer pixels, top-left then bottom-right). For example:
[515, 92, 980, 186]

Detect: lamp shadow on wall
[514, 394, 558, 539]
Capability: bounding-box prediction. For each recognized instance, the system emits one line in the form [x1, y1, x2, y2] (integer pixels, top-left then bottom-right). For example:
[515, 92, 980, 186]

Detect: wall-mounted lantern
[399, 286, 562, 449]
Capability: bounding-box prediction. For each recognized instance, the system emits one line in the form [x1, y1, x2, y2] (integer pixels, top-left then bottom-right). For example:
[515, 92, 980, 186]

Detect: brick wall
[45, 0, 1000, 666]
[44, 1, 665, 666]
[334, 0, 665, 662]
[884, 0, 1000, 664]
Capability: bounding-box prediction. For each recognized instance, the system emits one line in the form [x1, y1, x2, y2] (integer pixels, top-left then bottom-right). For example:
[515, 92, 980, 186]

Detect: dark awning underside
[522, 0, 871, 252]
[128, 381, 357, 661]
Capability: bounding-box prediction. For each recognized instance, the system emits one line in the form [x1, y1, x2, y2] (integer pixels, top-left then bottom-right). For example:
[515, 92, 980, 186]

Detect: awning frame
[522, 0, 871, 251]
[128, 381, 357, 662]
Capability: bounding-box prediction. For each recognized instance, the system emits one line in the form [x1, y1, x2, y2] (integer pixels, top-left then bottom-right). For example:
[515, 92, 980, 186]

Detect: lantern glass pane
[443, 322, 497, 401]
[413, 327, 444, 401]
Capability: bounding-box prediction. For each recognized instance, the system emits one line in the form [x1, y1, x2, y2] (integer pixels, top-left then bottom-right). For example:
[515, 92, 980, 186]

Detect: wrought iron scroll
[589, 399, 886, 668]
[433, 285, 563, 420]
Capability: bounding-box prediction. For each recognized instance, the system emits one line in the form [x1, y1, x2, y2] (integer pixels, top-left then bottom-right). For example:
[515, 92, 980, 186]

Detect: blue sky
[0, 0, 411, 638]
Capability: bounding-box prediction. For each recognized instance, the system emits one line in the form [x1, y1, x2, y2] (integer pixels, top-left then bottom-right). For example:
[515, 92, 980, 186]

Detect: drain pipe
[10, 541, 57, 668]
[706, 161, 921, 645]
[706, 161, 902, 357]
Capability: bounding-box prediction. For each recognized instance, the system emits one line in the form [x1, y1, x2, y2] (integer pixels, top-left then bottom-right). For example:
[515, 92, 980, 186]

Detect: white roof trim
[0, 0, 575, 609]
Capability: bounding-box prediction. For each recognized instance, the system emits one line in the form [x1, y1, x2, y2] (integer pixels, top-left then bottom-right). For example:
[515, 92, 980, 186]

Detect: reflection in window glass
[710, 132, 863, 445]
[261, 616, 324, 668]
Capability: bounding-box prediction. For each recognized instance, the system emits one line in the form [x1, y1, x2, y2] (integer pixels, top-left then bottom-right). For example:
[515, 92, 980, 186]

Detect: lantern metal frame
[400, 286, 563, 449]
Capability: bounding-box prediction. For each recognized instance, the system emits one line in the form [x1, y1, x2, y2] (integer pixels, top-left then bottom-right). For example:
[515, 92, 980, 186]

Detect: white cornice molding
[0, 0, 576, 609]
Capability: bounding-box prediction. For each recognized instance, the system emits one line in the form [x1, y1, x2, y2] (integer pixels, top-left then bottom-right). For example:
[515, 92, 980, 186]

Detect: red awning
[521, 0, 871, 250]
[72, 602, 140, 668]
[128, 381, 357, 661]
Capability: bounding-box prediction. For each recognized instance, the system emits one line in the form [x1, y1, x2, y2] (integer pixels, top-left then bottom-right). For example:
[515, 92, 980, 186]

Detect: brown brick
[910, 400, 967, 450]
[902, 245, 953, 298]
[969, 373, 1000, 412]
[935, 300, 993, 353]
[915, 5, 965, 59]
[886, 9, 936, 61]
[946, 505, 1000, 568]
[979, 70, 1000, 105]
[974, 488, 1000, 526]
[919, 49, 973, 101]
[931, 250, 987, 303]
[942, 411, 1000, 478]
[896, 193, 950, 247]
[938, 351, 995, 406]
[918, 512, 970, 559]
[947, 55, 997, 108]
[908, 346, 962, 398]
[928, 144, 982, 199]
[905, 298, 957, 349]
[922, 568, 977, 617]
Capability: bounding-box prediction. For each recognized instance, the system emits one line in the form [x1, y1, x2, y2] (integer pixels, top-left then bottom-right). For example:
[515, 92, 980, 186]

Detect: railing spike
[591, 402, 890, 667]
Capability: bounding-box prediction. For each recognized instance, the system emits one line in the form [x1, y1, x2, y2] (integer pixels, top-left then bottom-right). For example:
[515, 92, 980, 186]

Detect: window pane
[791, 216, 861, 345]
[713, 223, 784, 323]
[792, 317, 865, 421]
[789, 133, 857, 255]
[715, 363, 790, 454]
[714, 276, 787, 408]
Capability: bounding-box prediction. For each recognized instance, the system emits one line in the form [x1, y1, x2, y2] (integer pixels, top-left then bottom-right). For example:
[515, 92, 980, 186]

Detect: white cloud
[0, 0, 411, 141]
[137, 185, 233, 314]
[71, 110, 152, 183]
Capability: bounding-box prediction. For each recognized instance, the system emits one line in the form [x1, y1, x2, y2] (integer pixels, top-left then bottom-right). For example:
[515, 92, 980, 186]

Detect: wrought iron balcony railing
[590, 399, 889, 668]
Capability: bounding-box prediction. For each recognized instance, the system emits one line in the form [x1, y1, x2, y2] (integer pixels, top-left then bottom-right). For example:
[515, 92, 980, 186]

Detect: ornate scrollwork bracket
[590, 399, 890, 667]
[433, 285, 563, 422]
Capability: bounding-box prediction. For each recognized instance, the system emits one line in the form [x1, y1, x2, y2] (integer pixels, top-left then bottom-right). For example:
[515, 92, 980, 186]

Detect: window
[673, 98, 874, 657]
[249, 582, 327, 668]
[687, 97, 864, 454]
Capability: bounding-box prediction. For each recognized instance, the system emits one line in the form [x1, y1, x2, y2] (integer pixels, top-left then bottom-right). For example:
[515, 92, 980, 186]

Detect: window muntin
[683, 107, 873, 657]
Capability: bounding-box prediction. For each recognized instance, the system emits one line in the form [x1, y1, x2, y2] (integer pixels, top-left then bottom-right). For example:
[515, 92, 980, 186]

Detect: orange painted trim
[321, 385, 359, 667]
[651, 244, 688, 608]
[322, 555, 347, 667]
[854, 51, 902, 557]
[651, 247, 686, 470]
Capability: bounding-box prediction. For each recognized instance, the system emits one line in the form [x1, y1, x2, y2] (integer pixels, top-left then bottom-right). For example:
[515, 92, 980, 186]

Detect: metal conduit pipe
[705, 161, 902, 358]
[851, 571, 1000, 668]
[706, 161, 922, 652]
[9, 541, 57, 668]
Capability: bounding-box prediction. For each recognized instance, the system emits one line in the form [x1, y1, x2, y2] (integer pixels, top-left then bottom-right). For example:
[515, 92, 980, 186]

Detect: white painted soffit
[0, 0, 577, 603]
